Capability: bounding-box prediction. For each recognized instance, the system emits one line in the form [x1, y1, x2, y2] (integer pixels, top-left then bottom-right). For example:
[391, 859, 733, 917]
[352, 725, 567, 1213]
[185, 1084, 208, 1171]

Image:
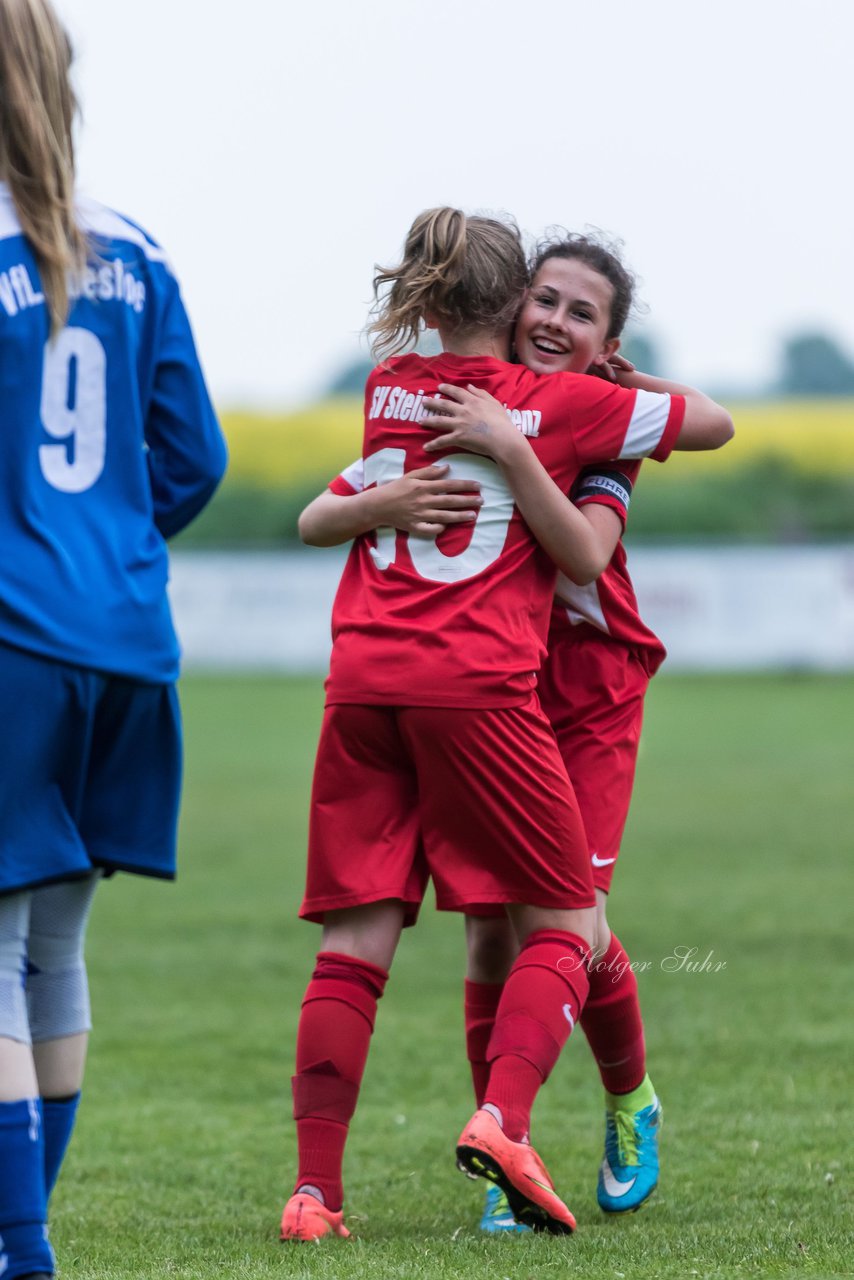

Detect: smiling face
[514, 256, 620, 377]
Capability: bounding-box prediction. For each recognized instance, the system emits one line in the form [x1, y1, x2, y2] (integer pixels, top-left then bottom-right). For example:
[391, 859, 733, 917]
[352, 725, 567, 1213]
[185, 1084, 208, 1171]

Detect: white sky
[56, 0, 854, 409]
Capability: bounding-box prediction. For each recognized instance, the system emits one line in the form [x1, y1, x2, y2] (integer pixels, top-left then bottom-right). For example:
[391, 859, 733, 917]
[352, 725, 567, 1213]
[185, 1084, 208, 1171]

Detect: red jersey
[326, 352, 683, 707]
[563, 461, 667, 674]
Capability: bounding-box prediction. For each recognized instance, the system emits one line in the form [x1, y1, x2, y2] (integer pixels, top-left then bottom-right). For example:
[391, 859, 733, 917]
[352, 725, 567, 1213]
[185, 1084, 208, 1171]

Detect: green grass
[51, 674, 853, 1278]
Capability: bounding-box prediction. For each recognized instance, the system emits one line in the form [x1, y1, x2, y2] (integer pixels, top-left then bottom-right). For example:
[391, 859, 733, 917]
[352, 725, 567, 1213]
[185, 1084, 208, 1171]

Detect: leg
[463, 915, 526, 1233]
[463, 915, 515, 1109]
[465, 913, 516, 986]
[0, 887, 38, 1101]
[284, 707, 423, 1241]
[282, 901, 405, 1241]
[0, 891, 55, 1279]
[457, 904, 597, 1233]
[27, 873, 100, 1200]
[320, 900, 406, 971]
[586, 892, 661, 1214]
[487, 902, 596, 1129]
[469, 901, 597, 1142]
[402, 701, 596, 1232]
[541, 636, 660, 1209]
[537, 631, 650, 1088]
[582, 890, 646, 1097]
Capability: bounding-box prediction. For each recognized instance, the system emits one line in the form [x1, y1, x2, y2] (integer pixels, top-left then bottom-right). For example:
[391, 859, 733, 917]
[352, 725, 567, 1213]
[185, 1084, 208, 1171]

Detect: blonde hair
[0, 0, 87, 331]
[368, 207, 527, 361]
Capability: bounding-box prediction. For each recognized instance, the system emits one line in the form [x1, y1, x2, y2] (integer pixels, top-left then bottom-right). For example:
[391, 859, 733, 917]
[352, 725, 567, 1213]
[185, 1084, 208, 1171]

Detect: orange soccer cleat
[456, 1108, 576, 1235]
[280, 1191, 351, 1242]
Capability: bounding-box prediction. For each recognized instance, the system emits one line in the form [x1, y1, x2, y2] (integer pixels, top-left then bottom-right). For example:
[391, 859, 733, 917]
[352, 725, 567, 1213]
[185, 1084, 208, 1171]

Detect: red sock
[484, 930, 590, 1142]
[292, 951, 388, 1211]
[581, 932, 646, 1095]
[464, 980, 503, 1107]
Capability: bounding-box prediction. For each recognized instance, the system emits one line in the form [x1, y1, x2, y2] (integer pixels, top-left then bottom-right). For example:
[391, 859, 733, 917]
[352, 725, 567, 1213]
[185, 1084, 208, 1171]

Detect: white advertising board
[169, 546, 854, 673]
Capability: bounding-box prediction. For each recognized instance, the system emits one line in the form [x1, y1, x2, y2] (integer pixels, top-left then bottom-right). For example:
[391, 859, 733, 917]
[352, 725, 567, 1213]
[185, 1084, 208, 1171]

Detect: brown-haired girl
[282, 206, 732, 1242]
[300, 227, 730, 1233]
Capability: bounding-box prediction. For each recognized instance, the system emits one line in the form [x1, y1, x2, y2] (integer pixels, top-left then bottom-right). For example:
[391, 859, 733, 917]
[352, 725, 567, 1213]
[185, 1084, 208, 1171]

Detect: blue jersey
[0, 184, 227, 682]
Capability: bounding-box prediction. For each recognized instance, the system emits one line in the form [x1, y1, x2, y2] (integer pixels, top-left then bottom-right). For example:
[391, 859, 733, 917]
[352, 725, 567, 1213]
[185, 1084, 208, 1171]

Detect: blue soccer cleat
[479, 1183, 532, 1234]
[596, 1076, 662, 1214]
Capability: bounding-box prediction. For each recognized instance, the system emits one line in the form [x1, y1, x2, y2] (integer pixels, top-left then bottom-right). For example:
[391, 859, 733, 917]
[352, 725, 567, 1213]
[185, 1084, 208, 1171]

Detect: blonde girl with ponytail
[281, 206, 732, 1241]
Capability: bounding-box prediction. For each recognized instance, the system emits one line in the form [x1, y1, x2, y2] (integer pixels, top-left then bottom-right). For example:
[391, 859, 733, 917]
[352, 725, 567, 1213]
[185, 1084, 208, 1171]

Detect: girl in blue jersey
[0, 2, 227, 1276]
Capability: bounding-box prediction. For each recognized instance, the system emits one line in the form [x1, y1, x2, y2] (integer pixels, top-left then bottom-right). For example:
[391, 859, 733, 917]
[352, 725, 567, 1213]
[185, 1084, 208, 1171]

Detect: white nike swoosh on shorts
[591, 854, 617, 867]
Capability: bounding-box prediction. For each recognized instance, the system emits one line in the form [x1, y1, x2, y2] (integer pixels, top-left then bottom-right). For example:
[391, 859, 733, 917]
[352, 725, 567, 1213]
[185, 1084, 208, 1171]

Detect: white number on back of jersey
[363, 448, 406, 571]
[39, 328, 107, 493]
[364, 448, 515, 583]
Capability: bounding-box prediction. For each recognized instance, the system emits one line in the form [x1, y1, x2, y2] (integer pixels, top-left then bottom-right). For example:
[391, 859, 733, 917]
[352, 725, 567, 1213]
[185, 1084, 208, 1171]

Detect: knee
[466, 918, 516, 984]
[594, 892, 611, 958]
[26, 877, 98, 1043]
[27, 875, 99, 972]
[0, 892, 31, 1045]
[320, 901, 404, 971]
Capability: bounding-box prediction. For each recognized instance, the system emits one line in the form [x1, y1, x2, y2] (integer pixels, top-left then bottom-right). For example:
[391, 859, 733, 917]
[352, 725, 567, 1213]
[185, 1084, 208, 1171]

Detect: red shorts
[537, 632, 650, 893]
[300, 696, 594, 923]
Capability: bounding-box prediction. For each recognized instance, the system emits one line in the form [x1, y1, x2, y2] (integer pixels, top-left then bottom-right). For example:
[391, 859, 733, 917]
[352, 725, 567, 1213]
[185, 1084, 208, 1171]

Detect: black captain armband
[571, 467, 634, 518]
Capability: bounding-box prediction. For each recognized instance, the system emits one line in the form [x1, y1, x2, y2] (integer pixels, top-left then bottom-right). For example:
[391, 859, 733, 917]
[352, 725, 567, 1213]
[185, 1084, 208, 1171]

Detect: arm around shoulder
[298, 489, 377, 546]
[617, 369, 734, 452]
[299, 463, 483, 545]
[676, 389, 734, 451]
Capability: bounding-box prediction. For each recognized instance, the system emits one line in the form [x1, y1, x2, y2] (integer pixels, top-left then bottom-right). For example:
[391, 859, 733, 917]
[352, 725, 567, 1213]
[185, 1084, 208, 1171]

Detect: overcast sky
[56, 0, 852, 409]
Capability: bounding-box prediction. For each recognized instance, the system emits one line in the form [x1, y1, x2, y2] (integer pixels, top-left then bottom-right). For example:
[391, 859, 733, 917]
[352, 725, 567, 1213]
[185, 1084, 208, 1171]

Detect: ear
[590, 337, 620, 368]
[424, 311, 440, 331]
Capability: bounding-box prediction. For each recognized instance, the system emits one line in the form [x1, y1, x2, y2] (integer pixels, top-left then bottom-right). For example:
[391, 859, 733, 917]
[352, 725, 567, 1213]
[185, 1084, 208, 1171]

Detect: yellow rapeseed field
[220, 397, 854, 490]
[220, 399, 363, 488]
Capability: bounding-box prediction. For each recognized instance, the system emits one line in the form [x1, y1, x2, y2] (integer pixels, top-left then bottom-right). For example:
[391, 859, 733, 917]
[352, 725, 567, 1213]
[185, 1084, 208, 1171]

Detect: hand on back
[421, 384, 525, 465]
[375, 463, 483, 537]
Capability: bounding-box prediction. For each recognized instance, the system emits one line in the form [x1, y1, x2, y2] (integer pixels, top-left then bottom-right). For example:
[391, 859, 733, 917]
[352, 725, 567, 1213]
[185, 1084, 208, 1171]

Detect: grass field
[51, 674, 853, 1279]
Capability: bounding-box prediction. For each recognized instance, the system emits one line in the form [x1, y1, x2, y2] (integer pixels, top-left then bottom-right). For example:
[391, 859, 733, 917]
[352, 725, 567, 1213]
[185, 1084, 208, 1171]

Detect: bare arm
[298, 463, 482, 546]
[615, 369, 734, 450]
[499, 458, 623, 584]
[421, 385, 622, 583]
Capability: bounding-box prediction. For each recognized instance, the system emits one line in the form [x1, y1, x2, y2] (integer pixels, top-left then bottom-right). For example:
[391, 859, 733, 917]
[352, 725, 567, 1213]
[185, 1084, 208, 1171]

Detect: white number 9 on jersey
[39, 327, 107, 493]
[364, 448, 515, 583]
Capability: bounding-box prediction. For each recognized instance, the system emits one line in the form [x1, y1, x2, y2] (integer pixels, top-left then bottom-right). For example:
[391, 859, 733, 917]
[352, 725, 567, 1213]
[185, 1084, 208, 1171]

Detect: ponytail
[368, 206, 527, 361]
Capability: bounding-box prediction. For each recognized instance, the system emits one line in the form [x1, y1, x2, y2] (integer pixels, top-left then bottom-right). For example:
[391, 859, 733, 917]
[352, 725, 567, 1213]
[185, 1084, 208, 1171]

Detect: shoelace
[612, 1108, 640, 1167]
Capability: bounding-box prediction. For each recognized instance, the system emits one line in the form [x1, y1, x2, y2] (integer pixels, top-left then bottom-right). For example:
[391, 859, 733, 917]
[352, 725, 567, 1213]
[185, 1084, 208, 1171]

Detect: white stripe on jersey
[77, 197, 172, 268]
[339, 458, 366, 492]
[0, 185, 21, 241]
[0, 185, 171, 270]
[553, 573, 609, 632]
[618, 388, 674, 458]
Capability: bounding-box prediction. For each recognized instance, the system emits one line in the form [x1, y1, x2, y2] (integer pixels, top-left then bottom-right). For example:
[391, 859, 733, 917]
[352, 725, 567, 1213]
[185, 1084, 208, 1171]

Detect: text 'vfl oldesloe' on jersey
[0, 184, 226, 682]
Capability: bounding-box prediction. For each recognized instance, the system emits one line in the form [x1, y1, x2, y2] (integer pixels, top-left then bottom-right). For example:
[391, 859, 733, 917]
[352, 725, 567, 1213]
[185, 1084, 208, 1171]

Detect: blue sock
[43, 1092, 81, 1201]
[0, 1098, 54, 1278]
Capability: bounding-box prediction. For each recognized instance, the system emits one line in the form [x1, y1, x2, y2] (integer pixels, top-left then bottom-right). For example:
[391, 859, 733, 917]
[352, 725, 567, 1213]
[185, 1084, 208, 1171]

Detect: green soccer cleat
[596, 1074, 662, 1214]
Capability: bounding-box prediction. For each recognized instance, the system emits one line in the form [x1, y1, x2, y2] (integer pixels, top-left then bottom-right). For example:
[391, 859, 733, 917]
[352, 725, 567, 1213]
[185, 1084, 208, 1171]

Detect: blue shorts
[0, 642, 182, 894]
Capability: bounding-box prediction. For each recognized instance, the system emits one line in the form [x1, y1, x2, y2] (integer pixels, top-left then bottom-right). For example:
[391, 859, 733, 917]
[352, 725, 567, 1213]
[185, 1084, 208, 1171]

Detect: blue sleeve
[145, 276, 228, 539]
